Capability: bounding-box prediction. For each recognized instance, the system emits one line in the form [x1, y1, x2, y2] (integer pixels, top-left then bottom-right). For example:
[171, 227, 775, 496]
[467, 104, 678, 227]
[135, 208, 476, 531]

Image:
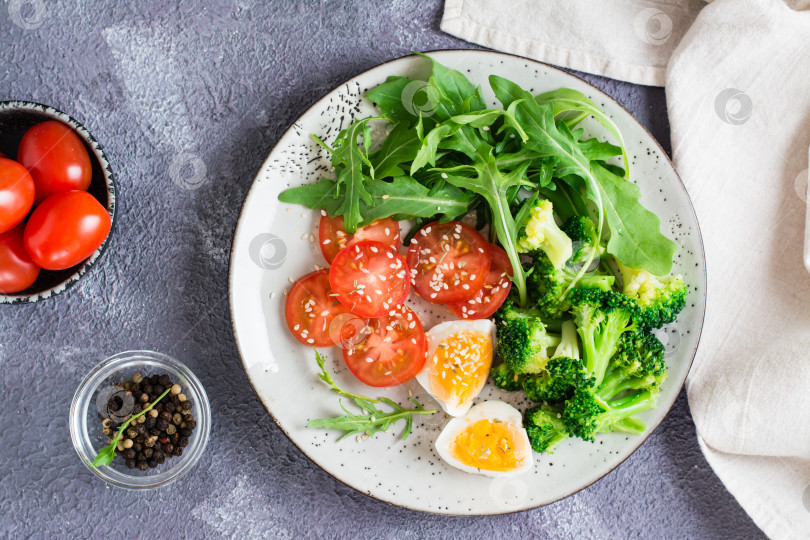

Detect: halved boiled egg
[415, 319, 495, 416]
[435, 400, 534, 477]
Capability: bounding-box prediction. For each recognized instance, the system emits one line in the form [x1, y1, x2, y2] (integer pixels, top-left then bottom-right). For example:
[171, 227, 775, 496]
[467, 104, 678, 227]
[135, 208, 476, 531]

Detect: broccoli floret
[524, 404, 569, 454]
[562, 387, 656, 441]
[561, 215, 603, 264]
[517, 199, 573, 269]
[567, 288, 638, 387]
[616, 261, 687, 329]
[521, 321, 594, 402]
[598, 331, 667, 399]
[494, 299, 561, 374]
[490, 362, 522, 391]
[528, 255, 615, 319]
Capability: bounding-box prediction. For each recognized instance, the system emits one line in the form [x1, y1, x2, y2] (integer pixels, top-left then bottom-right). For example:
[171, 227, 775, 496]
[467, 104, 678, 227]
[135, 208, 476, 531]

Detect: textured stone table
[0, 1, 765, 538]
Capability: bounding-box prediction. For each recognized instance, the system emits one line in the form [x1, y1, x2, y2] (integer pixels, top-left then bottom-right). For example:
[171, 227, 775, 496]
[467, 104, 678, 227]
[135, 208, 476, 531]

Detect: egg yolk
[428, 330, 492, 408]
[449, 419, 528, 472]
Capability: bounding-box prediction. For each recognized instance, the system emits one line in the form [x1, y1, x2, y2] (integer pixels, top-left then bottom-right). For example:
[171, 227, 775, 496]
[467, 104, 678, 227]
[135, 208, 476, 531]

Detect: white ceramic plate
[229, 50, 706, 515]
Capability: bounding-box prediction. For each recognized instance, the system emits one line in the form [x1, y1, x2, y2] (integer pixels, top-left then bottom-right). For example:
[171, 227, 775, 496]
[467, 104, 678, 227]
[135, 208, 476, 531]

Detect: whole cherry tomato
[24, 191, 111, 271]
[17, 120, 92, 204]
[0, 224, 40, 294]
[0, 157, 35, 233]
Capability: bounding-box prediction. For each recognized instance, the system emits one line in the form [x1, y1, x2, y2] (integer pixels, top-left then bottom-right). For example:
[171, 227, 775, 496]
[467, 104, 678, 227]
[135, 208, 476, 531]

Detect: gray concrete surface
[0, 1, 765, 538]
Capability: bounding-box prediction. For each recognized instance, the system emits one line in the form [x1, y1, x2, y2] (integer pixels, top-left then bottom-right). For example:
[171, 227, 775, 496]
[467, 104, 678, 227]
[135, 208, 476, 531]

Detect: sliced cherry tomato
[0, 224, 40, 294]
[18, 120, 92, 204]
[406, 221, 491, 304]
[285, 269, 353, 347]
[343, 305, 427, 387]
[23, 191, 111, 271]
[448, 244, 513, 319]
[0, 157, 35, 234]
[329, 240, 410, 317]
[318, 214, 400, 264]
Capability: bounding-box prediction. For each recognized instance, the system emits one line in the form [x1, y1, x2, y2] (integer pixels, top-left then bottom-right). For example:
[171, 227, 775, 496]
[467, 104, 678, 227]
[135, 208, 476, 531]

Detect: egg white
[415, 318, 496, 416]
[435, 400, 534, 477]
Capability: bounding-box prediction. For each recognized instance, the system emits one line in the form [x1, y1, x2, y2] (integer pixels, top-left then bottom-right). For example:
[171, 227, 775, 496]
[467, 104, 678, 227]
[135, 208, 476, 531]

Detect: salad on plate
[277, 53, 687, 478]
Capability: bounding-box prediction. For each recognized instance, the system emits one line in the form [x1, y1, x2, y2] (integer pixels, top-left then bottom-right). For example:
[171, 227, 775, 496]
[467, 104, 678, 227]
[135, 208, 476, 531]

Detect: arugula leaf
[278, 176, 342, 215]
[365, 75, 416, 123]
[330, 118, 377, 232]
[307, 351, 437, 441]
[591, 163, 676, 275]
[535, 87, 629, 177]
[364, 176, 473, 222]
[578, 137, 623, 162]
[369, 122, 421, 179]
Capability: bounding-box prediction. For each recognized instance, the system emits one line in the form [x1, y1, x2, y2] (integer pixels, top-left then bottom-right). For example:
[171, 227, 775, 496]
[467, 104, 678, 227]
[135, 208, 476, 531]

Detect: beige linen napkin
[443, 0, 810, 537]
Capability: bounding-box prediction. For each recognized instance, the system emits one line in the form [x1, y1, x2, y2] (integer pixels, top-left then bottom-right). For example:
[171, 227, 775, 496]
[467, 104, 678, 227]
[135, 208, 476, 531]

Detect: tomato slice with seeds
[406, 221, 491, 304]
[448, 244, 513, 320]
[318, 214, 400, 264]
[285, 269, 351, 347]
[329, 240, 410, 318]
[343, 305, 427, 387]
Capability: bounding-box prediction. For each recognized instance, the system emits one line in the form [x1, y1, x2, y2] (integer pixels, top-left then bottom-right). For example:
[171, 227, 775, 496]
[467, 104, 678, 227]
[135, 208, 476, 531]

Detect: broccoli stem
[596, 390, 654, 432]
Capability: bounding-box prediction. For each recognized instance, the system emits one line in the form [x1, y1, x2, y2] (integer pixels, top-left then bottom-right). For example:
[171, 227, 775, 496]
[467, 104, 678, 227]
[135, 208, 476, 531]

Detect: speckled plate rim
[0, 100, 117, 305]
[228, 49, 707, 516]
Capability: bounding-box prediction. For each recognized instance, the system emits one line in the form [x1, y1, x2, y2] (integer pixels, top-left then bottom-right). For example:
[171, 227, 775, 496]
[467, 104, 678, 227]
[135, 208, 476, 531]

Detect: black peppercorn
[157, 454, 166, 465]
[133, 443, 143, 453]
[144, 448, 153, 458]
[148, 459, 158, 468]
[159, 374, 171, 387]
[156, 418, 169, 431]
[145, 417, 156, 429]
[186, 420, 197, 430]
[174, 447, 183, 457]
[152, 384, 164, 395]
[122, 448, 136, 460]
[179, 428, 192, 438]
[160, 410, 172, 421]
[164, 443, 174, 454]
[138, 461, 149, 471]
[179, 437, 189, 448]
[170, 433, 179, 444]
[126, 459, 136, 469]
[132, 404, 142, 414]
[153, 450, 164, 461]
[149, 427, 161, 437]
[182, 401, 192, 411]
[150, 374, 160, 385]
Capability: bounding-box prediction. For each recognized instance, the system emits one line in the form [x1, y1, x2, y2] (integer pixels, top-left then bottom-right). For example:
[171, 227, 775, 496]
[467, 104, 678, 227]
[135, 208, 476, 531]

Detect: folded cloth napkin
[443, 1, 810, 538]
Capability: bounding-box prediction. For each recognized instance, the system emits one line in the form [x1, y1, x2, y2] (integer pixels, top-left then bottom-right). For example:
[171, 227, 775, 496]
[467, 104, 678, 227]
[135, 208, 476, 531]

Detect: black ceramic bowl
[0, 101, 116, 304]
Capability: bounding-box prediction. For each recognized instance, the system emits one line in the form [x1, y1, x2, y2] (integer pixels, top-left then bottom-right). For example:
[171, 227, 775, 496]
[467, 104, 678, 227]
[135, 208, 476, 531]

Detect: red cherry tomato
[17, 120, 92, 204]
[0, 224, 40, 294]
[318, 214, 400, 264]
[0, 157, 35, 233]
[406, 221, 491, 304]
[329, 240, 410, 318]
[448, 244, 513, 319]
[285, 269, 353, 347]
[343, 305, 427, 387]
[23, 191, 111, 271]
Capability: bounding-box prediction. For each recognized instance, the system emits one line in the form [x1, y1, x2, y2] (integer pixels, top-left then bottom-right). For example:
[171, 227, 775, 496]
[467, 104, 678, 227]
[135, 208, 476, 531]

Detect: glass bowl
[69, 351, 211, 490]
